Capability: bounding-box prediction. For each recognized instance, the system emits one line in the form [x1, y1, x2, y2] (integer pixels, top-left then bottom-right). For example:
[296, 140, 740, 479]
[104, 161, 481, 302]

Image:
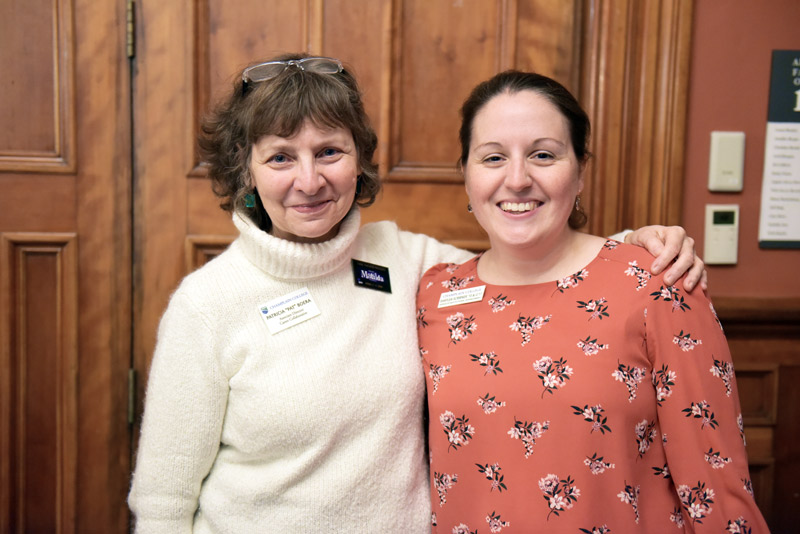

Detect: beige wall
[683, 0, 800, 298]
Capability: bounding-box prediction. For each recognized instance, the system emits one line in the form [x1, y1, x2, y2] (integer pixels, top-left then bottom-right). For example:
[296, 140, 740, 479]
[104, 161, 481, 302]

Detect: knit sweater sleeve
[393, 227, 475, 278]
[128, 290, 230, 533]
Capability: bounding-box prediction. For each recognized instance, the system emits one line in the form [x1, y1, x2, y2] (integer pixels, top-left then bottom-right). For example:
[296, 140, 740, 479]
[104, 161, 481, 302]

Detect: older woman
[417, 71, 768, 532]
[128, 54, 704, 533]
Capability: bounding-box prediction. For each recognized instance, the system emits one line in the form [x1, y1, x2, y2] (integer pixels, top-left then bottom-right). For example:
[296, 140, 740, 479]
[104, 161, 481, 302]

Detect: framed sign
[758, 50, 800, 248]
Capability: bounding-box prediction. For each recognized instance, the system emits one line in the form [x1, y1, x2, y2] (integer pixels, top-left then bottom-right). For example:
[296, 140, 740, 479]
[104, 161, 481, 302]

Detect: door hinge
[128, 368, 137, 425]
[126, 0, 136, 58]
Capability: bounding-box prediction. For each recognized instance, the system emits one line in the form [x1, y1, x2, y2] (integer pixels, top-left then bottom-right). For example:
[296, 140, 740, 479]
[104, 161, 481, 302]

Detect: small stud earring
[245, 193, 256, 208]
[467, 203, 473, 213]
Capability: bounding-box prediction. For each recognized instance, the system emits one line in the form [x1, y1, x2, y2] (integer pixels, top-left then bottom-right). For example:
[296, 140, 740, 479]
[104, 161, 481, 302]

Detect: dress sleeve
[128, 290, 229, 533]
[646, 283, 769, 531]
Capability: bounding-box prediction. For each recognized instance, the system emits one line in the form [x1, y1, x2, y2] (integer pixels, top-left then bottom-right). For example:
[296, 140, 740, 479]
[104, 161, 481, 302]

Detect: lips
[290, 199, 333, 213]
[499, 201, 541, 213]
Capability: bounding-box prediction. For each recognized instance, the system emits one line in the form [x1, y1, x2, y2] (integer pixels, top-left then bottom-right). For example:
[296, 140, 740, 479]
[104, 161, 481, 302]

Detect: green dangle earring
[244, 193, 256, 208]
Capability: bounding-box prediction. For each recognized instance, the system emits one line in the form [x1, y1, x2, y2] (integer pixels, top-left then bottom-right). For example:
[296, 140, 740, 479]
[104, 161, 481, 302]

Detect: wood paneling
[579, 0, 692, 237]
[1, 0, 132, 532]
[716, 297, 800, 530]
[0, 0, 75, 173]
[0, 234, 78, 534]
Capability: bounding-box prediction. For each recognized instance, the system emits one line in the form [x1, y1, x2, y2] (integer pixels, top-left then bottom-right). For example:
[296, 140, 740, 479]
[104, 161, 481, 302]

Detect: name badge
[352, 259, 392, 293]
[258, 287, 321, 335]
[437, 285, 486, 308]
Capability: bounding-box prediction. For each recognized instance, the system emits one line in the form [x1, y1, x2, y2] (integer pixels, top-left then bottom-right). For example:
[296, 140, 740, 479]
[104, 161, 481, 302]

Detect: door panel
[0, 0, 131, 533]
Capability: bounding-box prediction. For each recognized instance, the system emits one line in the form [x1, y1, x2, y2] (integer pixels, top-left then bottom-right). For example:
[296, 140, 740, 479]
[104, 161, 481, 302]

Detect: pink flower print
[428, 364, 451, 394]
[533, 356, 573, 398]
[612, 362, 647, 402]
[742, 477, 754, 496]
[431, 512, 437, 526]
[441, 411, 475, 451]
[603, 239, 619, 250]
[485, 511, 510, 533]
[617, 482, 641, 523]
[652, 463, 670, 478]
[624, 260, 652, 290]
[487, 293, 515, 312]
[578, 526, 611, 534]
[576, 297, 609, 320]
[670, 507, 685, 528]
[417, 305, 428, 328]
[425, 281, 434, 290]
[710, 301, 724, 331]
[442, 275, 475, 291]
[445, 263, 459, 274]
[451, 524, 478, 534]
[673, 330, 702, 351]
[470, 352, 503, 375]
[650, 285, 692, 312]
[682, 401, 719, 429]
[652, 364, 677, 406]
[571, 404, 611, 434]
[508, 419, 550, 458]
[634, 419, 657, 458]
[475, 462, 507, 492]
[584, 452, 615, 475]
[555, 268, 589, 293]
[705, 447, 732, 469]
[477, 393, 506, 414]
[726, 517, 753, 534]
[677, 481, 715, 524]
[419, 346, 428, 359]
[576, 335, 609, 356]
[446, 312, 477, 345]
[433, 471, 458, 507]
[710, 357, 735, 396]
[538, 474, 580, 520]
[509, 314, 552, 346]
[737, 413, 746, 445]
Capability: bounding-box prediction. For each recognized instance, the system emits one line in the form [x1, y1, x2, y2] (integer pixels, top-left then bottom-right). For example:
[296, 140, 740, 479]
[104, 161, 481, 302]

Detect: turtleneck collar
[231, 207, 361, 281]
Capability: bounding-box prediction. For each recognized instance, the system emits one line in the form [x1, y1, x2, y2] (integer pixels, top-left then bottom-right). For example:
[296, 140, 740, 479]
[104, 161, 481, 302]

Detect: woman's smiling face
[464, 89, 584, 252]
[249, 119, 360, 243]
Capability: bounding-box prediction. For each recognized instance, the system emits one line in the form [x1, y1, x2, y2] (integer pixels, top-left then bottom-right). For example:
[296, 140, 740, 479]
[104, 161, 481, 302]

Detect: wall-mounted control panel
[704, 204, 739, 265]
[708, 131, 745, 192]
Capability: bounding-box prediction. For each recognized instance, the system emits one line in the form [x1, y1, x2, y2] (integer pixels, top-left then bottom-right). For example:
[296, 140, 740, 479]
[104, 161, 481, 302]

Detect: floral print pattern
[440, 411, 475, 451]
[539, 474, 580, 519]
[508, 419, 550, 458]
[711, 356, 735, 396]
[624, 260, 651, 290]
[418, 243, 767, 532]
[487, 293, 515, 312]
[508, 314, 551, 346]
[532, 356, 573, 397]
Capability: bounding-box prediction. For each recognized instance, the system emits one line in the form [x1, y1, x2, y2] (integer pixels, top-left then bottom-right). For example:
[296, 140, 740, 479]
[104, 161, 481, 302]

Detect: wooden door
[132, 0, 692, 395]
[0, 0, 132, 533]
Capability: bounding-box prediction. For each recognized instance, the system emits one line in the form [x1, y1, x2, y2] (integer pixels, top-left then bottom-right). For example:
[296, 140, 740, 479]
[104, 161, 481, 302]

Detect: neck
[477, 228, 604, 285]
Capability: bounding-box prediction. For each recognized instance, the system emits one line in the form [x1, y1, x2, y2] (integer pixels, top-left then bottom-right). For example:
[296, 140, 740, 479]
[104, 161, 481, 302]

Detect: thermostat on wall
[704, 204, 739, 265]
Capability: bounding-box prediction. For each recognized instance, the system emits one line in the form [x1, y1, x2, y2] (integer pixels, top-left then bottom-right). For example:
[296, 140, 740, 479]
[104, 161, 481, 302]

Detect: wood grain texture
[0, 233, 78, 534]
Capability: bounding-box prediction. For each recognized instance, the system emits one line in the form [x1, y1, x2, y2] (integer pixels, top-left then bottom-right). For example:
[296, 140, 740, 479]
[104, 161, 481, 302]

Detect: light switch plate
[708, 131, 745, 192]
[704, 204, 739, 265]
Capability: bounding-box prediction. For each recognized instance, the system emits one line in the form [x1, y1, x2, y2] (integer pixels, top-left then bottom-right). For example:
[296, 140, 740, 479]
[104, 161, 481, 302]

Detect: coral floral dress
[417, 241, 769, 533]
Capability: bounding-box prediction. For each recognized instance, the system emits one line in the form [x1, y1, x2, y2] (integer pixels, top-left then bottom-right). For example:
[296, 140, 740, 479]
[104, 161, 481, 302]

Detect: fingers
[649, 226, 685, 275]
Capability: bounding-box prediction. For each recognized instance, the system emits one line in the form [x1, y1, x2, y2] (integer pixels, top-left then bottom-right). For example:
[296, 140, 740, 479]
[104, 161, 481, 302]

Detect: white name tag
[258, 287, 321, 334]
[437, 285, 486, 308]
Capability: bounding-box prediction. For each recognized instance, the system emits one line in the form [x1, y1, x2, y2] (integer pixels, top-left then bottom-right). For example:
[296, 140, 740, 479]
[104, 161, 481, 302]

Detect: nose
[294, 157, 325, 194]
[505, 157, 532, 191]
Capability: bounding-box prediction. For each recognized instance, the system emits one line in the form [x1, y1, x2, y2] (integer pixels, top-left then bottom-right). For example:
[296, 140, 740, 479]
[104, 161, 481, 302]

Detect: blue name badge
[352, 259, 392, 293]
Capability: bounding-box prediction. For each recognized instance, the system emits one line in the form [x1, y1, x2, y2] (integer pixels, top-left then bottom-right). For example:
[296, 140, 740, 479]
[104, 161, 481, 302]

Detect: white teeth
[499, 201, 536, 213]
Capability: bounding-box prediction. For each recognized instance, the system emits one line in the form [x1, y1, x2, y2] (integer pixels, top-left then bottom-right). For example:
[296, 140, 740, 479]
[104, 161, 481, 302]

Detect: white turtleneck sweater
[128, 208, 473, 533]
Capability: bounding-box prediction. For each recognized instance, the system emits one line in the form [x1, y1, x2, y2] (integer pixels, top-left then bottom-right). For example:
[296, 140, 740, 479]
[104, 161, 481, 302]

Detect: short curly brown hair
[198, 52, 380, 231]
